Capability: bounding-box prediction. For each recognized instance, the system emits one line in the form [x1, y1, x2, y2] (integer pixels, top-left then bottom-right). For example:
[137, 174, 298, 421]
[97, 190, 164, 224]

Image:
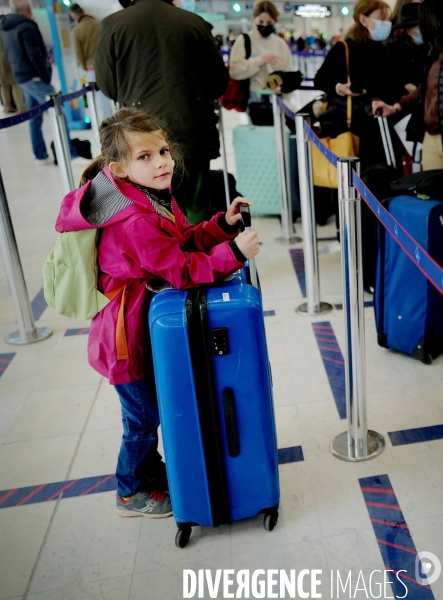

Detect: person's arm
[21, 24, 50, 83]
[372, 87, 421, 117]
[123, 216, 245, 290]
[94, 20, 117, 101]
[314, 42, 346, 97]
[72, 28, 87, 72]
[177, 197, 247, 252]
[229, 35, 265, 81]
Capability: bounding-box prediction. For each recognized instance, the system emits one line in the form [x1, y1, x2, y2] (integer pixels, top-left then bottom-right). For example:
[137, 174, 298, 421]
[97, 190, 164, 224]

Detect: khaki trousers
[422, 132, 443, 171]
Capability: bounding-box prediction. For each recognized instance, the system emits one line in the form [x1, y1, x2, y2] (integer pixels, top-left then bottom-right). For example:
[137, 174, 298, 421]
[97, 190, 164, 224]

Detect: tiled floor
[1, 103, 443, 600]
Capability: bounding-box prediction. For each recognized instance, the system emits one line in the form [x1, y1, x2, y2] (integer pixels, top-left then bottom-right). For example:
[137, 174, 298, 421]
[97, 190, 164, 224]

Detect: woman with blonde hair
[314, 0, 397, 169]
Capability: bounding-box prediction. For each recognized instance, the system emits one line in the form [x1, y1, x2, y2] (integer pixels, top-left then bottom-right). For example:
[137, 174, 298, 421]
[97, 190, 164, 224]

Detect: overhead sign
[295, 4, 331, 17]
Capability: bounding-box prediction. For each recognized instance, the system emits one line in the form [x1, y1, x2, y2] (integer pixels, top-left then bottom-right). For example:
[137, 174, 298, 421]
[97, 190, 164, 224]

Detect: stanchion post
[295, 114, 332, 316]
[217, 101, 231, 211]
[0, 170, 52, 345]
[87, 83, 100, 146]
[271, 94, 300, 244]
[330, 157, 384, 461]
[48, 93, 75, 194]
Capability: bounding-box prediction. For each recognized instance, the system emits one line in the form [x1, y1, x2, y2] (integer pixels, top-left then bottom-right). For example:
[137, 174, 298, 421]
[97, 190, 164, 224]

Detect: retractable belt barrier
[0, 85, 91, 130]
[0, 84, 97, 347]
[276, 96, 443, 463]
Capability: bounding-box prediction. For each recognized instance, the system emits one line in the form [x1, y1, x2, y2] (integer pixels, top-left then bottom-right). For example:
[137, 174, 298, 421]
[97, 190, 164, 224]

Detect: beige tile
[0, 434, 79, 489]
[4, 384, 98, 443]
[68, 429, 121, 480]
[29, 493, 141, 593]
[27, 576, 132, 600]
[0, 503, 55, 600]
[33, 347, 101, 391]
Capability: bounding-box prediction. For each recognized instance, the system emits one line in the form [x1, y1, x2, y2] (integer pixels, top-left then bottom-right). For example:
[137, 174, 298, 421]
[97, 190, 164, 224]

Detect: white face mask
[367, 19, 392, 41]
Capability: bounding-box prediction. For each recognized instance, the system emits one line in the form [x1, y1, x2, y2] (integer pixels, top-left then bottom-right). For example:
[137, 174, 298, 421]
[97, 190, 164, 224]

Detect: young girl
[55, 108, 259, 518]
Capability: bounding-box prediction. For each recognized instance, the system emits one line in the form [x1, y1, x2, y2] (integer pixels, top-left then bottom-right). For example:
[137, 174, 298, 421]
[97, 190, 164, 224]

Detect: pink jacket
[55, 169, 243, 385]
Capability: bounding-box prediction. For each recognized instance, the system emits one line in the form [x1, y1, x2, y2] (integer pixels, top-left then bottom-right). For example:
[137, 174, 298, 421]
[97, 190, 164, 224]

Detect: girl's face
[254, 11, 276, 26]
[110, 131, 174, 189]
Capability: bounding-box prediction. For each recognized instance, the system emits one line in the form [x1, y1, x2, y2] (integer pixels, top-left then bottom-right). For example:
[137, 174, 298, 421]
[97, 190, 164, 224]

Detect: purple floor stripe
[388, 424, 443, 446]
[289, 248, 306, 297]
[263, 310, 276, 317]
[312, 322, 346, 419]
[278, 446, 304, 464]
[64, 327, 90, 336]
[31, 287, 47, 321]
[0, 353, 16, 379]
[360, 474, 435, 599]
[0, 475, 118, 509]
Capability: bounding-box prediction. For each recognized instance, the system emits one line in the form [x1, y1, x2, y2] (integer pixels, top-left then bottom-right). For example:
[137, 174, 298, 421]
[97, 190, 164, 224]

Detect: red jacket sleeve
[173, 202, 237, 252]
[122, 215, 243, 290]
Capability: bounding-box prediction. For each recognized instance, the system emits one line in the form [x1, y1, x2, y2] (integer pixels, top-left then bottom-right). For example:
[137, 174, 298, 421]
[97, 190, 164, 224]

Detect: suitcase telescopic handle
[222, 388, 240, 457]
[239, 204, 259, 289]
[376, 109, 397, 170]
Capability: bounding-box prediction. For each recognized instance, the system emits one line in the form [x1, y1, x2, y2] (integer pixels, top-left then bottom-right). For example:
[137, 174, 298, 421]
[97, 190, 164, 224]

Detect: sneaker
[71, 156, 91, 167]
[34, 157, 53, 165]
[116, 490, 173, 519]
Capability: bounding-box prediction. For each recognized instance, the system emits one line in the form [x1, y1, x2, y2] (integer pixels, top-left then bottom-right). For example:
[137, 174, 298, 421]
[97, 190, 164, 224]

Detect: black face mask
[257, 24, 275, 38]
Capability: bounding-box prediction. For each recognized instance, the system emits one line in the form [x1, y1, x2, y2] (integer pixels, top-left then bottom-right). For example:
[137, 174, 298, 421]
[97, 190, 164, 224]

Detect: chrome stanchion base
[295, 301, 334, 316]
[275, 235, 302, 245]
[6, 326, 53, 345]
[330, 430, 385, 462]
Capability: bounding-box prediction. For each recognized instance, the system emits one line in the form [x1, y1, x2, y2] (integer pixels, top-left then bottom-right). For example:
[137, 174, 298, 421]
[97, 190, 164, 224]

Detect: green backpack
[43, 229, 111, 320]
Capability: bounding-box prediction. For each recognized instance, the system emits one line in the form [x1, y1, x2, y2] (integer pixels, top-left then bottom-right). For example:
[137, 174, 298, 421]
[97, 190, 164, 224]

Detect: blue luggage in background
[148, 269, 280, 547]
[375, 195, 443, 364]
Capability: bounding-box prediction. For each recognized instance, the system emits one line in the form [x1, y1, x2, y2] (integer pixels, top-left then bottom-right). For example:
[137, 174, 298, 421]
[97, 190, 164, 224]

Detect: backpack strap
[105, 283, 129, 360]
[243, 33, 251, 60]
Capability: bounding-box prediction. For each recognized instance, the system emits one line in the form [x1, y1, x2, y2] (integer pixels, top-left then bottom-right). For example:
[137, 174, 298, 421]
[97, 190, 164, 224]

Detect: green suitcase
[233, 125, 290, 216]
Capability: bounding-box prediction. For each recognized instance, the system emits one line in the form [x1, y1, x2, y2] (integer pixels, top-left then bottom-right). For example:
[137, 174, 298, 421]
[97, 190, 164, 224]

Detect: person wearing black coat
[94, 0, 230, 224]
[387, 2, 428, 99]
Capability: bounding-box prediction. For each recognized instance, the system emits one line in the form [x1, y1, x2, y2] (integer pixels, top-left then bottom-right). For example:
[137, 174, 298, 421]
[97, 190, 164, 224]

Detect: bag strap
[243, 33, 251, 60]
[342, 40, 352, 128]
[105, 283, 129, 360]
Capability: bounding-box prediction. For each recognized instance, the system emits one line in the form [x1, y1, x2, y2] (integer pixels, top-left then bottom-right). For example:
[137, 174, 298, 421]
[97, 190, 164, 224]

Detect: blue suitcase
[148, 268, 280, 547]
[375, 195, 443, 364]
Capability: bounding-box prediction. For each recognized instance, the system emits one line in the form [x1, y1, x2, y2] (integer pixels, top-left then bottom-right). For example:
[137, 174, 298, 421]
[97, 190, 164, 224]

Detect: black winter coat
[94, 0, 229, 160]
[314, 39, 396, 137]
[387, 33, 428, 97]
[0, 14, 51, 85]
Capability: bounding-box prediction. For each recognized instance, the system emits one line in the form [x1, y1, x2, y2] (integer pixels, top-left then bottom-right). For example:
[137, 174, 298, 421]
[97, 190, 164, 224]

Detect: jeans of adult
[18, 80, 78, 161]
[114, 375, 163, 498]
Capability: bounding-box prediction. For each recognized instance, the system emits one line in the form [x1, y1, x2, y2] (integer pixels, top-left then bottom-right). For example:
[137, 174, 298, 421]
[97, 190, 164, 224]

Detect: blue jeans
[18, 80, 78, 160]
[114, 375, 162, 497]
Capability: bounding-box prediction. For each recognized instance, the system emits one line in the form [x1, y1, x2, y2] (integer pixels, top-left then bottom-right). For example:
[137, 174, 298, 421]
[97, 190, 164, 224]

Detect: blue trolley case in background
[148, 264, 280, 548]
[375, 195, 443, 364]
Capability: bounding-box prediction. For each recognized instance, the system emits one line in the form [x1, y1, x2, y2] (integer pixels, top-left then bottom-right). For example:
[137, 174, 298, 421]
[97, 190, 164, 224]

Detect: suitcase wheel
[422, 354, 433, 365]
[263, 510, 279, 532]
[175, 526, 192, 548]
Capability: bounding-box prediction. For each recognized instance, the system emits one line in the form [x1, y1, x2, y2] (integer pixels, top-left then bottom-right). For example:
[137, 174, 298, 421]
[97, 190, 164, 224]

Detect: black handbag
[266, 70, 304, 93]
[248, 96, 274, 126]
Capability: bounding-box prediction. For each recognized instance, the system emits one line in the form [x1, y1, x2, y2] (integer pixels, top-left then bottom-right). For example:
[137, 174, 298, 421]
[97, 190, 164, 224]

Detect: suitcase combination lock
[212, 327, 230, 356]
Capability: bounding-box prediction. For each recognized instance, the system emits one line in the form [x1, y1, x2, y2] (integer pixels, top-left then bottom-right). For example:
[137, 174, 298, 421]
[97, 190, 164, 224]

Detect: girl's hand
[236, 229, 260, 259]
[225, 197, 251, 227]
[372, 100, 397, 118]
